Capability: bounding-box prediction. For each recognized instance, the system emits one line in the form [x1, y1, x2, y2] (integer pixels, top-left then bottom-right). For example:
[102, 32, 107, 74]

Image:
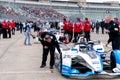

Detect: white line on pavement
[0, 70, 56, 74]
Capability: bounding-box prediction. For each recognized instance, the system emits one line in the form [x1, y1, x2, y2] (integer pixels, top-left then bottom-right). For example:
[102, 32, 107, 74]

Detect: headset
[50, 36, 53, 39]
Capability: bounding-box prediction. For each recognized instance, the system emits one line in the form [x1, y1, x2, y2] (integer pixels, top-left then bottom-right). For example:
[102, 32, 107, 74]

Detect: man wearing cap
[39, 32, 61, 69]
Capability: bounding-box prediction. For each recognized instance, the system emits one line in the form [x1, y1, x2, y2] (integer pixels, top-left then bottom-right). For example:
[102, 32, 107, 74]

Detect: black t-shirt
[39, 32, 61, 53]
[104, 21, 119, 43]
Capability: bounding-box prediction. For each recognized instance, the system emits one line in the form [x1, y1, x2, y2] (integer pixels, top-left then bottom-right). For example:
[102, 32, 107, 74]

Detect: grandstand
[0, 0, 120, 22]
[17, 0, 86, 2]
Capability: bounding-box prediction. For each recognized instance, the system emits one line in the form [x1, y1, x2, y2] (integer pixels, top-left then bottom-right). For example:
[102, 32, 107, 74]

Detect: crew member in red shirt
[2, 20, 8, 38]
[73, 18, 84, 43]
[11, 20, 16, 35]
[63, 18, 69, 35]
[7, 21, 12, 38]
[84, 17, 91, 41]
[68, 20, 73, 42]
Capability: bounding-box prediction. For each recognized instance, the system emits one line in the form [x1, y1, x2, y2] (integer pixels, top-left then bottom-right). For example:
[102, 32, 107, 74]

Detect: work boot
[50, 66, 53, 69]
[40, 64, 46, 68]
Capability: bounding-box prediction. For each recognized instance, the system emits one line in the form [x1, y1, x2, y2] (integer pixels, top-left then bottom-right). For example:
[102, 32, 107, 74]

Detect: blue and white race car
[55, 42, 103, 77]
[55, 41, 120, 77]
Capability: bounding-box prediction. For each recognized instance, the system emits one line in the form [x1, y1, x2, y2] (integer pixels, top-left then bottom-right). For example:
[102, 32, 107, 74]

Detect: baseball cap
[45, 35, 51, 40]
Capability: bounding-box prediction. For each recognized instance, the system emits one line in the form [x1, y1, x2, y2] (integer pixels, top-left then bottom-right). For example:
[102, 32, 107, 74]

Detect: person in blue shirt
[23, 21, 33, 45]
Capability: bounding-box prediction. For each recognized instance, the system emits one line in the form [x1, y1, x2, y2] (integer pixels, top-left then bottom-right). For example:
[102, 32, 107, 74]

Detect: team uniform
[105, 20, 120, 50]
[39, 32, 61, 69]
[84, 20, 91, 41]
[73, 20, 84, 42]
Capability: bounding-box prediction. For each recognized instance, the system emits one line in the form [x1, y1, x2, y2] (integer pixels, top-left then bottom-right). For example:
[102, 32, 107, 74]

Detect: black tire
[110, 51, 116, 70]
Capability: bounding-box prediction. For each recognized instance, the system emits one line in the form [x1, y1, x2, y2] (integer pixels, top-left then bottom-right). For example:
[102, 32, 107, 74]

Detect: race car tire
[110, 51, 116, 71]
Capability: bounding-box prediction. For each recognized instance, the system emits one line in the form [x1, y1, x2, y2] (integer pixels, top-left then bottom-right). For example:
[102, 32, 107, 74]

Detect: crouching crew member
[39, 32, 61, 69]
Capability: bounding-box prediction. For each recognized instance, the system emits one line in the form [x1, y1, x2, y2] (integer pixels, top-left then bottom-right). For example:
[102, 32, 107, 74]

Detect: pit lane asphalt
[0, 31, 119, 80]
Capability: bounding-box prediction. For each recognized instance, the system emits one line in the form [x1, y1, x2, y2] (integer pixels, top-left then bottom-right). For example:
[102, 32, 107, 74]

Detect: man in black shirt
[105, 16, 120, 71]
[39, 32, 61, 69]
[105, 16, 120, 50]
[100, 19, 105, 34]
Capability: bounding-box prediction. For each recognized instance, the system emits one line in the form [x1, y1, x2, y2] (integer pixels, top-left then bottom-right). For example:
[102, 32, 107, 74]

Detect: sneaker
[40, 64, 46, 68]
[28, 43, 32, 46]
[24, 43, 26, 45]
[50, 66, 53, 69]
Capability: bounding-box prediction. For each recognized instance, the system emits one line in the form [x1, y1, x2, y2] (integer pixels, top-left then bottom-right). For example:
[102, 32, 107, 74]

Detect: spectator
[37, 20, 44, 31]
[19, 22, 23, 34]
[96, 20, 100, 34]
[23, 21, 33, 45]
[100, 19, 105, 34]
[20, 6, 65, 21]
[91, 21, 95, 32]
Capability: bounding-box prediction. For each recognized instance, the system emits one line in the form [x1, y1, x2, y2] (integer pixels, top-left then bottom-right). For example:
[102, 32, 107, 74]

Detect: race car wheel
[110, 51, 116, 70]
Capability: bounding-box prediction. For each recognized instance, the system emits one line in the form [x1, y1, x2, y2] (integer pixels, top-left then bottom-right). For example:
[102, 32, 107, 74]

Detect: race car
[55, 42, 120, 77]
[87, 40, 120, 73]
[55, 43, 103, 77]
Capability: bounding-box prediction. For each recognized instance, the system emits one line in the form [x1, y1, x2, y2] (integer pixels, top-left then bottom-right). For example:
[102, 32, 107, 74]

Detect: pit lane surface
[0, 31, 120, 80]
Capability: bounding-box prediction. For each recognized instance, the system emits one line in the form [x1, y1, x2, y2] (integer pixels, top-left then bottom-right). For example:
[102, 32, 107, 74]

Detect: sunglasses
[45, 37, 51, 40]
